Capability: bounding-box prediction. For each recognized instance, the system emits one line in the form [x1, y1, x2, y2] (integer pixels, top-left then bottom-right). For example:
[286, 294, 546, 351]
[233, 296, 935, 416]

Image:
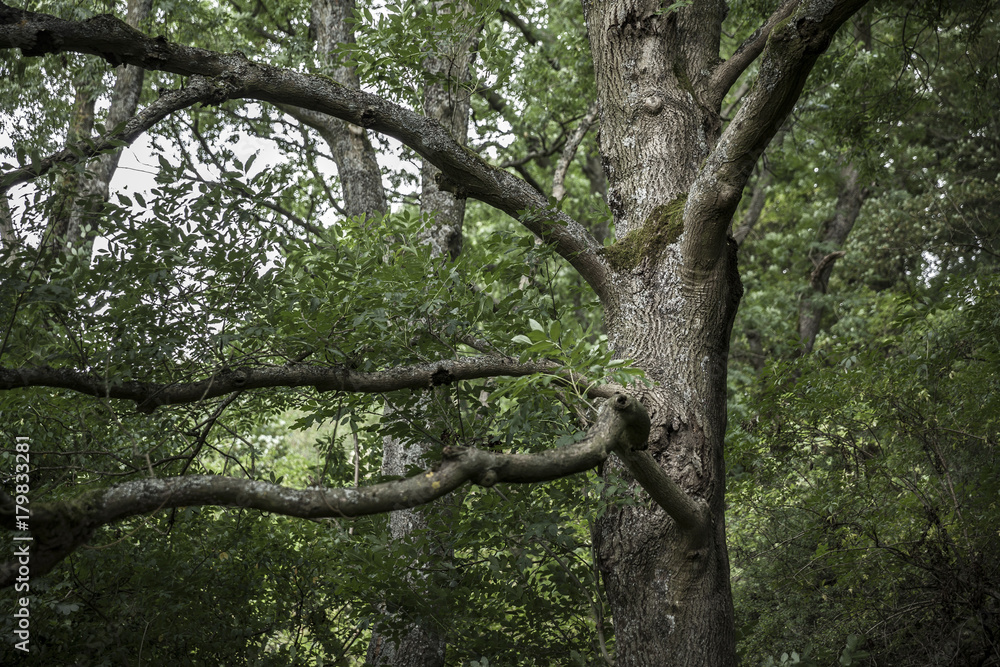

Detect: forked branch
[704, 0, 799, 109]
[683, 0, 870, 274]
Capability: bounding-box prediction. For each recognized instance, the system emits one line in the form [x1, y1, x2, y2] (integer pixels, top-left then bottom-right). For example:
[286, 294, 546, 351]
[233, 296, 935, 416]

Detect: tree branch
[683, 0, 869, 275]
[0, 355, 623, 412]
[498, 7, 561, 71]
[0, 75, 219, 194]
[808, 250, 846, 289]
[704, 0, 800, 109]
[613, 447, 708, 536]
[0, 393, 649, 586]
[0, 2, 610, 300]
[552, 102, 599, 203]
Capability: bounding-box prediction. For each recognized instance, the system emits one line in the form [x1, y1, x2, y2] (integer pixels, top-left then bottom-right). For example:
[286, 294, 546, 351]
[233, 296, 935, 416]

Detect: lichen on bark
[601, 195, 686, 271]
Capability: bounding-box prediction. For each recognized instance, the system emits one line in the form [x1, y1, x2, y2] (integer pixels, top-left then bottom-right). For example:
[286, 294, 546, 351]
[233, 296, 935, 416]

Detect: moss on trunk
[601, 195, 687, 271]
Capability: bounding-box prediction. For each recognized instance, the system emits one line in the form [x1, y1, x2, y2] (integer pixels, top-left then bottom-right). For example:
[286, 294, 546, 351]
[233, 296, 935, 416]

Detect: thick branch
[0, 2, 610, 299]
[613, 446, 708, 535]
[600, 393, 707, 535]
[0, 393, 648, 585]
[0, 355, 623, 412]
[0, 75, 218, 194]
[704, 0, 799, 109]
[683, 0, 869, 274]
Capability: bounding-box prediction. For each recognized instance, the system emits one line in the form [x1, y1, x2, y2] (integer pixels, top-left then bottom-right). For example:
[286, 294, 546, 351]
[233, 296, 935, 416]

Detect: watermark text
[11, 435, 31, 653]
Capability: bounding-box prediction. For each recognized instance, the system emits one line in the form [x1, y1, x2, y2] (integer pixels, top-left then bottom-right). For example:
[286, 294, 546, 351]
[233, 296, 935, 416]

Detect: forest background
[0, 0, 998, 664]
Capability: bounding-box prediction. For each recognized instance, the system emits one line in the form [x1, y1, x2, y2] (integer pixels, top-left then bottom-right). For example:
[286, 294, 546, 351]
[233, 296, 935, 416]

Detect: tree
[724, 5, 1000, 660]
[1, 0, 994, 664]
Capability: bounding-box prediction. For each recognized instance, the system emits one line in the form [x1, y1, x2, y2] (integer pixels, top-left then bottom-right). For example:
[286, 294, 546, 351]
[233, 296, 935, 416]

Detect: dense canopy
[1, 0, 998, 664]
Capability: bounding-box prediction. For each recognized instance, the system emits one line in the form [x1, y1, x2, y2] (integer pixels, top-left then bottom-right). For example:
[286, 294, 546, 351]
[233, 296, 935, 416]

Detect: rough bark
[283, 0, 387, 218]
[0, 1, 873, 664]
[582, 2, 733, 662]
[596, 243, 742, 666]
[585, 0, 725, 237]
[583, 1, 868, 663]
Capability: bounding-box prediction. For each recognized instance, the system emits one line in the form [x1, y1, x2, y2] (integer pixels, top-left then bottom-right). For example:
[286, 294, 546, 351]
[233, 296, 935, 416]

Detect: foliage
[726, 6, 1000, 664]
[730, 276, 1000, 665]
[2, 0, 999, 664]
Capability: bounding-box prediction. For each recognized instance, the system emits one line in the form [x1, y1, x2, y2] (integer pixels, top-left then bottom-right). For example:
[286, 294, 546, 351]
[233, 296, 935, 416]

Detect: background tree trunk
[797, 163, 867, 353]
[366, 3, 475, 665]
[287, 0, 388, 219]
[48, 0, 152, 253]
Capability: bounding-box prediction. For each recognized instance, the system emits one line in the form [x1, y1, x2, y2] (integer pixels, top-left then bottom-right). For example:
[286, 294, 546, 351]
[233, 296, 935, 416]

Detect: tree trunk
[596, 250, 741, 666]
[301, 0, 388, 218]
[584, 1, 740, 663]
[49, 0, 151, 252]
[48, 81, 96, 249]
[0, 195, 14, 250]
[797, 163, 867, 353]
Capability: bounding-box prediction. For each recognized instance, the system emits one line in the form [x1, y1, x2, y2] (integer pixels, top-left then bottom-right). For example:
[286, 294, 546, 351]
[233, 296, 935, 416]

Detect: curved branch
[704, 0, 799, 109]
[0, 355, 624, 412]
[0, 75, 219, 194]
[0, 393, 649, 586]
[808, 250, 846, 289]
[683, 0, 869, 275]
[0, 2, 610, 300]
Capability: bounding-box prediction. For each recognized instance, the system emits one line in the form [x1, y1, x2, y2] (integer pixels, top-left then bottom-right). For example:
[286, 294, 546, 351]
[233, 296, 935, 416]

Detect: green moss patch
[601, 195, 686, 272]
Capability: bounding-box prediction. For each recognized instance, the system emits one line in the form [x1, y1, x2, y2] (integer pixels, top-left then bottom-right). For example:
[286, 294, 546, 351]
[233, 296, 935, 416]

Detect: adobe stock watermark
[11, 435, 32, 653]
